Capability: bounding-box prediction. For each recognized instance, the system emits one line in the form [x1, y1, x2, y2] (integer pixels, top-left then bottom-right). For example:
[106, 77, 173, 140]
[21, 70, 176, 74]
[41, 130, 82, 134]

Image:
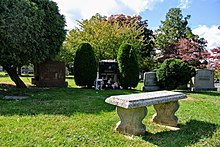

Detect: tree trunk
[17, 67, 22, 76]
[4, 66, 27, 88]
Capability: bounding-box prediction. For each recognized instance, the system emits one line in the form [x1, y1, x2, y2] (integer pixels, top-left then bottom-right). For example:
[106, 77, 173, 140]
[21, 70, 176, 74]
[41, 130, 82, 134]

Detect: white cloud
[178, 0, 191, 9]
[120, 0, 164, 13]
[52, 0, 164, 29]
[53, 0, 120, 29]
[192, 25, 220, 50]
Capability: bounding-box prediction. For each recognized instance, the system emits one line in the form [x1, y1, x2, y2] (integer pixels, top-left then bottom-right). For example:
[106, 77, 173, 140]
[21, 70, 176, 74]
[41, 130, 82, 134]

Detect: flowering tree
[207, 47, 220, 80]
[207, 48, 220, 70]
[159, 38, 209, 68]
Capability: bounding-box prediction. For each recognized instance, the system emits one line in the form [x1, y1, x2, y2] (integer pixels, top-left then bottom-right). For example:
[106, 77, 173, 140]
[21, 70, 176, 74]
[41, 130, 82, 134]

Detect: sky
[52, 0, 220, 50]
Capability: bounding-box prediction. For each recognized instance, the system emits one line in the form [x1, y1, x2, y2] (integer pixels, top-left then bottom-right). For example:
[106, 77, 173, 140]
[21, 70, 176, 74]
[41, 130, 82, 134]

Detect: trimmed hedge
[74, 43, 97, 88]
[117, 43, 139, 89]
[156, 58, 196, 90]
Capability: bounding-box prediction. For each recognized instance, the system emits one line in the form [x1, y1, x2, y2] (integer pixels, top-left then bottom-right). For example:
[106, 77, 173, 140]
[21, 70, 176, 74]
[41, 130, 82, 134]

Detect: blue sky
[52, 0, 220, 49]
[141, 0, 220, 29]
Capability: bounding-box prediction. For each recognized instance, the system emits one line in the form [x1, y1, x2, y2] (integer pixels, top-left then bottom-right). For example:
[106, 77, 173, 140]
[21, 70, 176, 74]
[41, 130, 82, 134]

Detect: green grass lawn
[0, 74, 219, 146]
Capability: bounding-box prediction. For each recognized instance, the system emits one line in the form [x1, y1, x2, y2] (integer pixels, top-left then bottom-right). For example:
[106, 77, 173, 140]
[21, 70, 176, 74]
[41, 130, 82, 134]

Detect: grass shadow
[0, 86, 141, 116]
[188, 91, 220, 97]
[143, 120, 218, 147]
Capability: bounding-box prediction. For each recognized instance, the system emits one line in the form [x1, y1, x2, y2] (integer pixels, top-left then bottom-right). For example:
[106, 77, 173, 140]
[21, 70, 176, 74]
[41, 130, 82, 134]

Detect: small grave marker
[142, 72, 160, 91]
[4, 96, 29, 100]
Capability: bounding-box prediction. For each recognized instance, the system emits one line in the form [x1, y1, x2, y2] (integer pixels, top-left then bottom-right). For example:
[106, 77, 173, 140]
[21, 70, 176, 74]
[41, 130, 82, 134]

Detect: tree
[117, 43, 139, 89]
[160, 38, 209, 68]
[155, 8, 206, 56]
[74, 43, 97, 88]
[207, 47, 220, 70]
[0, 0, 66, 88]
[156, 58, 196, 90]
[155, 8, 190, 52]
[207, 47, 220, 80]
[107, 14, 155, 72]
[60, 14, 152, 68]
[30, 0, 66, 59]
[107, 14, 155, 58]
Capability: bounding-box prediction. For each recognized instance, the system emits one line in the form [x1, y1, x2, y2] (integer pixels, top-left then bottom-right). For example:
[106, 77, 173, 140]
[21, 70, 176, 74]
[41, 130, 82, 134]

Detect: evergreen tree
[155, 8, 206, 56]
[117, 43, 139, 89]
[0, 0, 66, 88]
[74, 43, 97, 88]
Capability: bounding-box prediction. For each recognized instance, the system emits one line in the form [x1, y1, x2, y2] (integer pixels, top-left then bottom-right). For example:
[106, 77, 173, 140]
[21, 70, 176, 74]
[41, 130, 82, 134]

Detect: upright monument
[32, 60, 68, 87]
[190, 69, 217, 91]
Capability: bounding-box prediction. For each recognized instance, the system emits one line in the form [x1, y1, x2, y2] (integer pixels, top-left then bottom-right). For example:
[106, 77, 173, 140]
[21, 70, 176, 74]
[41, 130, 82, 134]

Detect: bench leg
[152, 101, 179, 126]
[115, 106, 147, 135]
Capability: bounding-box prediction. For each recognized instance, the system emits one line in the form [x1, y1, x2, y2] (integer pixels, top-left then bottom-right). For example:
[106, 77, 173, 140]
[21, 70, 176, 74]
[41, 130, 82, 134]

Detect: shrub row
[73, 42, 139, 89]
[73, 42, 196, 90]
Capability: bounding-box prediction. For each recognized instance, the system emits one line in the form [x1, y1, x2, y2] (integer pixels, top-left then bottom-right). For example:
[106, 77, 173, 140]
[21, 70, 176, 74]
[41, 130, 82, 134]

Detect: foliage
[207, 47, 220, 70]
[156, 58, 196, 90]
[0, 0, 66, 88]
[74, 43, 97, 88]
[207, 47, 220, 80]
[117, 43, 139, 89]
[214, 70, 220, 80]
[0, 0, 41, 67]
[107, 14, 155, 58]
[154, 8, 206, 60]
[139, 57, 156, 72]
[160, 38, 209, 68]
[60, 14, 152, 67]
[107, 14, 155, 72]
[30, 0, 66, 61]
[155, 8, 190, 52]
[0, 0, 66, 66]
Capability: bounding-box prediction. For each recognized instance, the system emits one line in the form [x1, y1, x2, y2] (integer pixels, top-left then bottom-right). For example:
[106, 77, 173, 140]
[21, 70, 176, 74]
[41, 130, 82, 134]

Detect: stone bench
[105, 90, 187, 135]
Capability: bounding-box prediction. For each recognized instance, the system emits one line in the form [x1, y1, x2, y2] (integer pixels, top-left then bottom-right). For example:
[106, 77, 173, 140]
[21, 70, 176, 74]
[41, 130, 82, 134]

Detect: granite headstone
[142, 72, 160, 91]
[190, 69, 217, 91]
[32, 61, 68, 87]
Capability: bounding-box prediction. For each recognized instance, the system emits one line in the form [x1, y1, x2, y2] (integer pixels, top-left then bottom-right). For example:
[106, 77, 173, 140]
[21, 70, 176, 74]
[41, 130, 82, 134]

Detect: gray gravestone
[142, 72, 160, 91]
[190, 69, 217, 91]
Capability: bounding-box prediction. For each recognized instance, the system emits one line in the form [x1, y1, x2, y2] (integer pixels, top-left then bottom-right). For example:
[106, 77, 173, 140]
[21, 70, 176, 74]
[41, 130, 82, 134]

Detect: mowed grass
[0, 73, 220, 146]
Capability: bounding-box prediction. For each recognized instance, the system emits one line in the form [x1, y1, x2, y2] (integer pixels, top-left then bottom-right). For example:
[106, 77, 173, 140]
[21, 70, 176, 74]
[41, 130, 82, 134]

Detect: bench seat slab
[105, 91, 186, 108]
[116, 106, 147, 135]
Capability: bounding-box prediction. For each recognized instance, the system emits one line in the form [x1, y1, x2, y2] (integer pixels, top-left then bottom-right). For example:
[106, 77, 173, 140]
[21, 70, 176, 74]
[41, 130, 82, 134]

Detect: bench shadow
[143, 120, 218, 147]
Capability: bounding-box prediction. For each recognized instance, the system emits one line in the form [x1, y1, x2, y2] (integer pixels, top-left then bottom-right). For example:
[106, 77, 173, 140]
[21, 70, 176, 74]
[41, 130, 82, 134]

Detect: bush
[117, 43, 139, 89]
[214, 70, 220, 81]
[156, 58, 196, 90]
[74, 43, 97, 88]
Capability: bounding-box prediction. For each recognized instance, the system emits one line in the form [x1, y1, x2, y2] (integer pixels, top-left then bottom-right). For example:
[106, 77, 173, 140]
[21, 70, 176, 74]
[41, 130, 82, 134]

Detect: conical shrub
[74, 42, 97, 88]
[117, 43, 139, 89]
